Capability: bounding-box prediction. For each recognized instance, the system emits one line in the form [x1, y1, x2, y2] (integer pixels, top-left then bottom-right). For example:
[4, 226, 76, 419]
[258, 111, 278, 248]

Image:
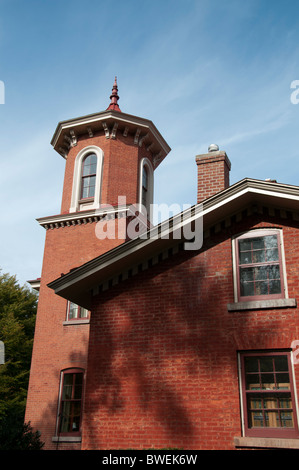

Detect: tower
[25, 79, 171, 449]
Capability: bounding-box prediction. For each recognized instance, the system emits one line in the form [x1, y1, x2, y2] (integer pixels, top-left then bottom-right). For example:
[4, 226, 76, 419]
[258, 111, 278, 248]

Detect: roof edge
[47, 177, 299, 297]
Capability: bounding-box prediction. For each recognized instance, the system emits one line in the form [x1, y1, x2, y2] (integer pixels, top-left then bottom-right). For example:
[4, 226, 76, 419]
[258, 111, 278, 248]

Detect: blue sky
[0, 0, 299, 286]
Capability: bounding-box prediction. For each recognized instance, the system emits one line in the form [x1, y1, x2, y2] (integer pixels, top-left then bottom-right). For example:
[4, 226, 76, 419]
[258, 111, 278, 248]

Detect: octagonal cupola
[50, 79, 171, 215]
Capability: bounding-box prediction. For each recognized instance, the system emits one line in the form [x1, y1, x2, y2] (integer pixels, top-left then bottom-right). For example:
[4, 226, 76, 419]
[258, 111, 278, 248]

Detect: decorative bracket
[111, 122, 118, 139]
[70, 130, 77, 146]
[102, 122, 110, 138]
[87, 127, 93, 138]
[134, 128, 141, 145]
[139, 133, 149, 147]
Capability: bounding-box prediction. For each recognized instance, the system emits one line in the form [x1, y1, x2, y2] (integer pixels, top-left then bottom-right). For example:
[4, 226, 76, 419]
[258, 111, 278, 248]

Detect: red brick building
[26, 79, 299, 450]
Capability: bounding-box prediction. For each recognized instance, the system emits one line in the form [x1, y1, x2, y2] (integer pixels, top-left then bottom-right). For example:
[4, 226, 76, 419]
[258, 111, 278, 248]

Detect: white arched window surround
[70, 145, 104, 213]
[138, 157, 154, 219]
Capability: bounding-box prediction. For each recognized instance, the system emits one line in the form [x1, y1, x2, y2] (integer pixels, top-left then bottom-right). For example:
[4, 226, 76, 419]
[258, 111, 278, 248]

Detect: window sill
[234, 436, 299, 449]
[227, 298, 297, 312]
[78, 198, 94, 204]
[63, 319, 90, 325]
[52, 436, 81, 443]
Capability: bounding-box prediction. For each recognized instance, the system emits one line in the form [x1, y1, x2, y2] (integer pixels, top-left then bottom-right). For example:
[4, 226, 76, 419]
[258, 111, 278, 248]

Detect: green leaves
[0, 269, 41, 449]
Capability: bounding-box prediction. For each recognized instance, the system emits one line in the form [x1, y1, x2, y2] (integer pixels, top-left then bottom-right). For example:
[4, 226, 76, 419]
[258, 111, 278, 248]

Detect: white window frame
[138, 157, 153, 220]
[231, 228, 288, 303]
[70, 145, 104, 213]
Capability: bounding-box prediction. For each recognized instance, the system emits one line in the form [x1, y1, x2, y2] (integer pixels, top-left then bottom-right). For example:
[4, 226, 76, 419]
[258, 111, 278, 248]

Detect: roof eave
[51, 109, 171, 165]
[47, 178, 299, 309]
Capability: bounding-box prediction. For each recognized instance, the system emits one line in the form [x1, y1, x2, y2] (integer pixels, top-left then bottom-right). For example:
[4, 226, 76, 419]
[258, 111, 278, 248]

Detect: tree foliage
[0, 270, 44, 449]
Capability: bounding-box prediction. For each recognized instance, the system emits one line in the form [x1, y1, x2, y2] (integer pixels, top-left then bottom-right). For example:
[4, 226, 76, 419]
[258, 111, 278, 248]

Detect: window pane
[252, 238, 264, 249]
[276, 373, 290, 389]
[261, 373, 275, 389]
[71, 402, 82, 431]
[249, 411, 264, 427]
[240, 267, 254, 282]
[60, 401, 71, 432]
[281, 411, 294, 427]
[82, 154, 97, 176]
[62, 374, 74, 399]
[69, 302, 79, 319]
[59, 372, 83, 434]
[266, 248, 279, 262]
[81, 175, 96, 198]
[60, 402, 81, 433]
[74, 373, 83, 399]
[80, 308, 88, 318]
[252, 249, 265, 263]
[238, 234, 279, 265]
[240, 264, 281, 297]
[275, 356, 288, 371]
[265, 235, 278, 249]
[256, 280, 269, 295]
[254, 266, 268, 281]
[245, 357, 259, 373]
[239, 252, 251, 264]
[269, 264, 280, 279]
[260, 357, 273, 372]
[269, 280, 281, 295]
[239, 239, 252, 264]
[142, 166, 148, 189]
[279, 397, 292, 408]
[246, 373, 260, 390]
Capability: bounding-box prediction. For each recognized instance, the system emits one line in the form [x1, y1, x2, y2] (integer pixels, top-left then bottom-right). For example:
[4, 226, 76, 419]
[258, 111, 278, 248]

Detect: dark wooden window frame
[239, 351, 299, 439]
[57, 368, 85, 437]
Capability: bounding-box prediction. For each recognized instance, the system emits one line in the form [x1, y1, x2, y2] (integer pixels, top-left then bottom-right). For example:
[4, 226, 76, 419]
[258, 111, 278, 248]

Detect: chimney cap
[208, 144, 219, 152]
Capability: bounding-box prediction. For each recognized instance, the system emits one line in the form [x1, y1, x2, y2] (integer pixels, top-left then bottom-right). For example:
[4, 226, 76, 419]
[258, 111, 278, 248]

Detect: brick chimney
[196, 144, 231, 203]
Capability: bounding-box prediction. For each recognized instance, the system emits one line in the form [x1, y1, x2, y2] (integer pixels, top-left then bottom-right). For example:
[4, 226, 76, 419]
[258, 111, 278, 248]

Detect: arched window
[70, 146, 104, 213]
[142, 165, 148, 209]
[139, 158, 153, 219]
[81, 153, 97, 199]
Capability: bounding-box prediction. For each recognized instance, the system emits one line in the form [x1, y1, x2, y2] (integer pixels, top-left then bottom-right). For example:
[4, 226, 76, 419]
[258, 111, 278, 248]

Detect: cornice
[37, 205, 129, 230]
[51, 109, 171, 168]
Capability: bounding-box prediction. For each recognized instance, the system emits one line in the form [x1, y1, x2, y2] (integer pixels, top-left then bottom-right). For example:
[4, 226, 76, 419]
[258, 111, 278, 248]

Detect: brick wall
[196, 150, 231, 203]
[25, 128, 152, 449]
[61, 132, 153, 213]
[81, 210, 299, 450]
[24, 220, 125, 449]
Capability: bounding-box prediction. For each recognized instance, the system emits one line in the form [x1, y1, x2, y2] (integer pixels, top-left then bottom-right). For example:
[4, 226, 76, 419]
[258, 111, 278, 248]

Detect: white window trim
[70, 145, 104, 213]
[138, 157, 153, 220]
[231, 228, 288, 303]
[63, 301, 90, 325]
